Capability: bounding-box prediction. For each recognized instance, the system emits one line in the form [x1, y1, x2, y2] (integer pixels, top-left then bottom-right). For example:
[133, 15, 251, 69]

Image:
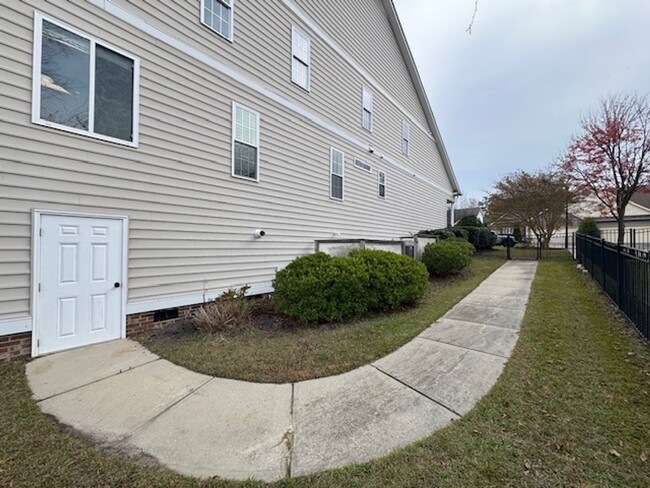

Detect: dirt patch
[142, 295, 325, 346]
[45, 414, 163, 469]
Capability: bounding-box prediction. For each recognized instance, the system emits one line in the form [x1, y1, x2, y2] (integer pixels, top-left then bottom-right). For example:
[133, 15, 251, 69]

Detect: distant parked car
[494, 234, 516, 247]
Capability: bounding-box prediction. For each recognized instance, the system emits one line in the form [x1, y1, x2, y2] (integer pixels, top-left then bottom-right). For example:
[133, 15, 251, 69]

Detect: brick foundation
[0, 332, 32, 363]
[0, 303, 207, 363]
[126, 303, 203, 335]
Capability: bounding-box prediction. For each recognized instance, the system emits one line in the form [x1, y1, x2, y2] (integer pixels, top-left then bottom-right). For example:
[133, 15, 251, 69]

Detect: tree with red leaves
[560, 93, 650, 244]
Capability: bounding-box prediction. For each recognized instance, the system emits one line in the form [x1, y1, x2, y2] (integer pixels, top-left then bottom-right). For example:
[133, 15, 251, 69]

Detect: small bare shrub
[191, 286, 254, 333]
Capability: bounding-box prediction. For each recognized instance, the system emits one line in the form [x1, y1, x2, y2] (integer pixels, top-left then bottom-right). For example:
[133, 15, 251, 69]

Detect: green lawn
[1, 259, 649, 487]
[136, 253, 504, 383]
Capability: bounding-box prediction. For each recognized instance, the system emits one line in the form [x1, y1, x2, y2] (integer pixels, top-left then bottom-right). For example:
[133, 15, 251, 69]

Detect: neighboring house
[0, 1, 460, 359]
[447, 206, 486, 226]
[569, 191, 650, 243]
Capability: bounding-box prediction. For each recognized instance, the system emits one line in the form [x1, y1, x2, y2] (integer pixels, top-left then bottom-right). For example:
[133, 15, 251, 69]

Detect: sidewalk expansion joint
[285, 383, 295, 479]
[126, 376, 215, 439]
[370, 364, 461, 418]
[436, 317, 521, 331]
[36, 357, 161, 403]
[416, 336, 510, 359]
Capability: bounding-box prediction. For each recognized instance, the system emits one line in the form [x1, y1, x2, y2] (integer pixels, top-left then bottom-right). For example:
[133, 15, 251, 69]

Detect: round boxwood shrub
[578, 218, 601, 238]
[273, 253, 370, 322]
[348, 249, 429, 312]
[273, 250, 430, 322]
[421, 239, 473, 277]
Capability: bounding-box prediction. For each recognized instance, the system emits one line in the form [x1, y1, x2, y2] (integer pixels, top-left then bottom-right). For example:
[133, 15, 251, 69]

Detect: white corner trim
[0, 317, 33, 336]
[126, 285, 274, 315]
[282, 0, 434, 142]
[83, 0, 453, 198]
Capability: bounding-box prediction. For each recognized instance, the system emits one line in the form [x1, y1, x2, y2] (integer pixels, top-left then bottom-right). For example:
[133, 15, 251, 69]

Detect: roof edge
[380, 0, 461, 195]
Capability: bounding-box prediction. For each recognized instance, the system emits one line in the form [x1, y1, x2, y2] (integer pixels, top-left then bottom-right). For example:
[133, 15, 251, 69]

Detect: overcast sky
[393, 0, 650, 203]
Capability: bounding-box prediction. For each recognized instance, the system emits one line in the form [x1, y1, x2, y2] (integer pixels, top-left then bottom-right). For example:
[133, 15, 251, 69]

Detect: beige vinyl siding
[0, 0, 451, 319]
[295, 0, 429, 128]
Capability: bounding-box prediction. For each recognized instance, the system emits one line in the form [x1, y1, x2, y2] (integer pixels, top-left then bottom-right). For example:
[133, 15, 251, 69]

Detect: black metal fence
[598, 228, 650, 250]
[576, 233, 650, 342]
[506, 234, 575, 261]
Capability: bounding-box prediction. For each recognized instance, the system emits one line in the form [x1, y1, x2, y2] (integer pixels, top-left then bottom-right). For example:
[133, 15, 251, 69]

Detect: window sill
[32, 118, 138, 148]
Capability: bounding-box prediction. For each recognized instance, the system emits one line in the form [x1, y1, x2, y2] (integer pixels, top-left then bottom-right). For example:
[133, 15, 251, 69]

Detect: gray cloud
[394, 0, 650, 198]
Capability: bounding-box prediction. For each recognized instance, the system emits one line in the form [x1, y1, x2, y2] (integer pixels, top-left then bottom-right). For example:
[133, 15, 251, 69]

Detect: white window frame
[291, 25, 311, 91]
[329, 148, 345, 201]
[200, 0, 235, 42]
[362, 87, 373, 132]
[354, 158, 372, 173]
[378, 170, 387, 199]
[402, 121, 410, 156]
[31, 12, 140, 147]
[231, 101, 260, 182]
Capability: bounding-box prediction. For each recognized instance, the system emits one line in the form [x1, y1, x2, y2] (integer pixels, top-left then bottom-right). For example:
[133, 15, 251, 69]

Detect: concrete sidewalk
[26, 261, 537, 482]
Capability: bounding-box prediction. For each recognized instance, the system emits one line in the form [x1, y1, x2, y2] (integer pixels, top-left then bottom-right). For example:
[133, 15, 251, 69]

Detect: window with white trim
[232, 103, 260, 181]
[378, 171, 386, 199]
[330, 148, 344, 200]
[362, 87, 373, 131]
[291, 26, 310, 90]
[202, 0, 234, 41]
[354, 159, 372, 173]
[402, 121, 410, 155]
[33, 13, 139, 145]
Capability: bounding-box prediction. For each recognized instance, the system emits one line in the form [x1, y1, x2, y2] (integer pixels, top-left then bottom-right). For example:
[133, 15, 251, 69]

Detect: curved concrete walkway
[26, 261, 537, 482]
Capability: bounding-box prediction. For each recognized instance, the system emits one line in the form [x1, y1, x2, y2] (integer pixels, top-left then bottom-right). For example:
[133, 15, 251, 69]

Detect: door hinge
[37, 339, 40, 348]
[38, 283, 41, 292]
[39, 228, 42, 237]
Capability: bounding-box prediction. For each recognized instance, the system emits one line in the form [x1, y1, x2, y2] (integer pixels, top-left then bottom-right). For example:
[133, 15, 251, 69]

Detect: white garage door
[36, 214, 125, 356]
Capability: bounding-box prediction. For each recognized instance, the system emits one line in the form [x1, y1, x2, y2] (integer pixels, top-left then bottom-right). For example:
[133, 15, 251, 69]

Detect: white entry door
[36, 214, 125, 355]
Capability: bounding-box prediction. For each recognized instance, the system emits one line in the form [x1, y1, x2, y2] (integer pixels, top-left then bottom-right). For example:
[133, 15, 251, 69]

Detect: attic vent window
[362, 88, 373, 131]
[291, 26, 311, 91]
[354, 159, 372, 173]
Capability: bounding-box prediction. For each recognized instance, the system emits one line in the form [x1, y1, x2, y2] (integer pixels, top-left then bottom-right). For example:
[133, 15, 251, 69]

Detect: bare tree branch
[466, 0, 479, 34]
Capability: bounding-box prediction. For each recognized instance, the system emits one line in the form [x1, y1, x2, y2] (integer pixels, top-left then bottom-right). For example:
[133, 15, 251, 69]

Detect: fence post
[616, 244, 622, 307]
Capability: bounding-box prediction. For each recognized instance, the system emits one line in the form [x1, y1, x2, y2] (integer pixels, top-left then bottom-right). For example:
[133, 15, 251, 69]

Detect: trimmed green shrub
[273, 253, 370, 322]
[273, 250, 430, 322]
[418, 228, 456, 240]
[513, 226, 523, 242]
[349, 250, 429, 312]
[451, 228, 470, 241]
[454, 226, 496, 250]
[421, 239, 473, 277]
[578, 218, 601, 238]
[457, 215, 484, 227]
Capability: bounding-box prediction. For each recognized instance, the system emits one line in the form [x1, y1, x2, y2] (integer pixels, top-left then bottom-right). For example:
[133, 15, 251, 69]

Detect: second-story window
[291, 26, 311, 91]
[202, 0, 234, 41]
[232, 102, 259, 181]
[402, 121, 410, 155]
[330, 148, 344, 201]
[362, 88, 373, 132]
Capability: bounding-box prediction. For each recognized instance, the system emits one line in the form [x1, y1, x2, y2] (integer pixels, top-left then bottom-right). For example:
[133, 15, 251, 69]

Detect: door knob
[114, 282, 120, 288]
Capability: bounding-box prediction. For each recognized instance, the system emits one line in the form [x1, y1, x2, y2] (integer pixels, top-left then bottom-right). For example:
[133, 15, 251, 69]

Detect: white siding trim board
[84, 0, 454, 198]
[0, 316, 32, 335]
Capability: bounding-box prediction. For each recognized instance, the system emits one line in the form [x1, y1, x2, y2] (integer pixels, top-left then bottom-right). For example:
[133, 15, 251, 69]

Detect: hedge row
[419, 226, 496, 250]
[273, 250, 429, 322]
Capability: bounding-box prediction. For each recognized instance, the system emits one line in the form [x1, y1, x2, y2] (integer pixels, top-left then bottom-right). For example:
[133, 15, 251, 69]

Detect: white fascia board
[379, 0, 461, 195]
